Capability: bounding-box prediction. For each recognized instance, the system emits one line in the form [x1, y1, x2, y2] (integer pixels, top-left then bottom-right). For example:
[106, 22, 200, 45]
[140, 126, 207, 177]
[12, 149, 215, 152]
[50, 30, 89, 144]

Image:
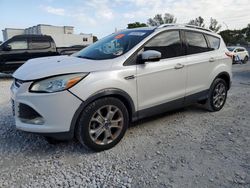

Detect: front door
[0, 38, 29, 72]
[136, 30, 187, 117]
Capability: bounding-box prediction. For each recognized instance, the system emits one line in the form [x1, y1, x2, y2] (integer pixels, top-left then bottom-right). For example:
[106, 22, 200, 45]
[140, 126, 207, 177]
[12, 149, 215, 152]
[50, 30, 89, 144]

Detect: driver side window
[8, 40, 28, 50]
[144, 30, 183, 59]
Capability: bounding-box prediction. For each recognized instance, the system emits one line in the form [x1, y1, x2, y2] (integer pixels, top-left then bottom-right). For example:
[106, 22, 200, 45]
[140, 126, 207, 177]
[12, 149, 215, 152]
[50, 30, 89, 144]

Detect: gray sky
[1, 0, 250, 41]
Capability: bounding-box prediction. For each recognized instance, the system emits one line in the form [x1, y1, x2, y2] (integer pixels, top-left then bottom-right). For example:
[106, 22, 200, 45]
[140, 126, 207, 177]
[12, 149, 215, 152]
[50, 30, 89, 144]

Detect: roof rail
[184, 24, 213, 32]
[156, 23, 213, 33]
[156, 23, 181, 29]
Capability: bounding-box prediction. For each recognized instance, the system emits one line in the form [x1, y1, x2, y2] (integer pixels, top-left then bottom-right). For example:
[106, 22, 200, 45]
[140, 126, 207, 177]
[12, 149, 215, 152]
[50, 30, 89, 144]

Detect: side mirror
[141, 50, 161, 63]
[2, 44, 11, 51]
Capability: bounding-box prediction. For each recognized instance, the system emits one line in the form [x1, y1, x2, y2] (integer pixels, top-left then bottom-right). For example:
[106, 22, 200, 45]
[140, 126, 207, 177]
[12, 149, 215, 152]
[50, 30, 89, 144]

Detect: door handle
[174, 63, 184, 69]
[124, 75, 135, 80]
[209, 57, 215, 62]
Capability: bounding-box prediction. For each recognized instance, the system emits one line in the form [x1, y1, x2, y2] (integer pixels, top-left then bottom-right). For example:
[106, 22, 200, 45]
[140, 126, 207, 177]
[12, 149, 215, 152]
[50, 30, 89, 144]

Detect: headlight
[29, 73, 88, 93]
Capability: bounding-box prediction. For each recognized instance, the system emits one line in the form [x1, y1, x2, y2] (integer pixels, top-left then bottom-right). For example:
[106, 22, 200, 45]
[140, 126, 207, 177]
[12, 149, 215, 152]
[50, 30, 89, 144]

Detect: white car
[11, 24, 232, 151]
[227, 46, 249, 64]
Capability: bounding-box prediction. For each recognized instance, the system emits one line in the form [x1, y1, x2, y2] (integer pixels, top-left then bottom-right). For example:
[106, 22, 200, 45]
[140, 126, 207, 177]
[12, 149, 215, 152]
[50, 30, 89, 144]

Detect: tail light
[225, 52, 233, 59]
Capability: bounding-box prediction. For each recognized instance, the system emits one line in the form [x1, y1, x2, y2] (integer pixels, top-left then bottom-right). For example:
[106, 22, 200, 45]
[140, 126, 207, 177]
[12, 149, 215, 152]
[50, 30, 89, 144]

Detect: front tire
[205, 78, 228, 112]
[76, 97, 129, 151]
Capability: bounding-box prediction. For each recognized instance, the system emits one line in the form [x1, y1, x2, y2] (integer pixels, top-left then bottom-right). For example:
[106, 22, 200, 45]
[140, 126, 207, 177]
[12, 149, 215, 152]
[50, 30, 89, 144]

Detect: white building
[2, 28, 24, 41]
[2, 24, 93, 47]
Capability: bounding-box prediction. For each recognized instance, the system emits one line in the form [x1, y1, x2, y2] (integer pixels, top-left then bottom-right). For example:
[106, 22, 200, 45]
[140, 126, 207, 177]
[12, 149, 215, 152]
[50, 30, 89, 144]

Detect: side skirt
[133, 89, 209, 122]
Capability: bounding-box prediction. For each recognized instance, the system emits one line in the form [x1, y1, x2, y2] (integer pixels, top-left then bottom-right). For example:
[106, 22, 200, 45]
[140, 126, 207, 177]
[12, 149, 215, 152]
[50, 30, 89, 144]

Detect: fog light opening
[20, 117, 45, 125]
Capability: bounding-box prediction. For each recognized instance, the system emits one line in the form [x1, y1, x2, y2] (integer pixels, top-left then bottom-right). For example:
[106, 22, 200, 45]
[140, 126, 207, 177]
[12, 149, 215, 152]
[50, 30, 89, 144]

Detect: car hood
[13, 56, 114, 81]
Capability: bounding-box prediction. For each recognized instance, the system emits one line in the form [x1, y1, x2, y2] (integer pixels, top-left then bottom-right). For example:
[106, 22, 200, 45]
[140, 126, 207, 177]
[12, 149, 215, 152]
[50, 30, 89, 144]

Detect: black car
[0, 35, 86, 73]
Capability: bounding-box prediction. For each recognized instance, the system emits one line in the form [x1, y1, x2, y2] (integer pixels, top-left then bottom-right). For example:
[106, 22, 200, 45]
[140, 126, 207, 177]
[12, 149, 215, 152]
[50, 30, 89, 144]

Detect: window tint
[237, 48, 244, 52]
[144, 31, 183, 59]
[31, 38, 51, 49]
[185, 31, 209, 54]
[206, 35, 220, 50]
[8, 40, 28, 50]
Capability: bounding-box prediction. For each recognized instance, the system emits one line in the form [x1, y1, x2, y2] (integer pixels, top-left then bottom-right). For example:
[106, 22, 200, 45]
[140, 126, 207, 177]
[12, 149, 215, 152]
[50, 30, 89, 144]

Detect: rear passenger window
[206, 35, 220, 50]
[31, 38, 51, 49]
[185, 31, 209, 55]
[144, 30, 183, 59]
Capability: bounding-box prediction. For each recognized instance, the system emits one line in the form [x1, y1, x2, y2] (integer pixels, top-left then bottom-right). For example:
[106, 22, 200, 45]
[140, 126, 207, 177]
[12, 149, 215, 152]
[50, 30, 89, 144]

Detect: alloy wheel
[88, 105, 124, 145]
[212, 83, 226, 109]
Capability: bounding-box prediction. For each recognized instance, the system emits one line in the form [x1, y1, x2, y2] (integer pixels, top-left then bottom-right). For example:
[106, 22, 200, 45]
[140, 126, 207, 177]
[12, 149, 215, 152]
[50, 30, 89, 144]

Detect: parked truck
[0, 35, 86, 73]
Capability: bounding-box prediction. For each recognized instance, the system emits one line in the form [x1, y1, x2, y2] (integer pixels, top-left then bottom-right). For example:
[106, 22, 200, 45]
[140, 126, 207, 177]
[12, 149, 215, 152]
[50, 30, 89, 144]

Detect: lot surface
[0, 63, 250, 188]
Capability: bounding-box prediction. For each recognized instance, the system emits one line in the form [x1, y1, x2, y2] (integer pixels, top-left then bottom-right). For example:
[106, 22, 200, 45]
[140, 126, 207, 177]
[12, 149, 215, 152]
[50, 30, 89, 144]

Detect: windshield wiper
[76, 56, 96, 60]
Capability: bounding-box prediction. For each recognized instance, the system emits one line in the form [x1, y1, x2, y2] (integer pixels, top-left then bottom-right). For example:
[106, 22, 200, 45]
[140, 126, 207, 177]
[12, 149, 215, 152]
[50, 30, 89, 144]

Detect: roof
[227, 46, 246, 49]
[2, 28, 25, 31]
[11, 34, 53, 39]
[37, 24, 74, 28]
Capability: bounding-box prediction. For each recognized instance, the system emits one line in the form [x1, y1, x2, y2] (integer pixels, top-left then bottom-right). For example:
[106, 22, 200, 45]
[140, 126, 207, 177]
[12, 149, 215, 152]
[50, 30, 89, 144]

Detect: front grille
[18, 103, 42, 120]
[14, 79, 23, 88]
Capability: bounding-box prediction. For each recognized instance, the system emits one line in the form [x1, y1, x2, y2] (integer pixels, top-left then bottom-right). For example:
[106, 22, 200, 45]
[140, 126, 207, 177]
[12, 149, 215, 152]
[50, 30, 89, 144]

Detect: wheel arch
[214, 71, 231, 90]
[70, 89, 136, 138]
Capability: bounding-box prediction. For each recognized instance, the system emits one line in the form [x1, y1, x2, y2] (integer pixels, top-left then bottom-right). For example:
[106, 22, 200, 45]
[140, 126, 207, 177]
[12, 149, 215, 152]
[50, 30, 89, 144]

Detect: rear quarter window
[206, 35, 220, 50]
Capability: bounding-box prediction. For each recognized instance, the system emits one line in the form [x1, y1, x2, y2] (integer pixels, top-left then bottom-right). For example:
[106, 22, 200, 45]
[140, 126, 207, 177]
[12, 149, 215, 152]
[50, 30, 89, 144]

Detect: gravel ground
[0, 63, 250, 188]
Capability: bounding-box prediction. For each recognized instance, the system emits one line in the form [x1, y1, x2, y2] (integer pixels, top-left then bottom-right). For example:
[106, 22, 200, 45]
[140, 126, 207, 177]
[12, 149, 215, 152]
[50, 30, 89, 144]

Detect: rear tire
[205, 78, 228, 112]
[232, 56, 236, 64]
[243, 56, 248, 64]
[76, 97, 129, 151]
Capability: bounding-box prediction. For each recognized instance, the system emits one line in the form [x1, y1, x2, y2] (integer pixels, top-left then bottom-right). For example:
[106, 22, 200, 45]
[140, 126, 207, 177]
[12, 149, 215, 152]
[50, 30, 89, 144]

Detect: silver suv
[11, 24, 232, 151]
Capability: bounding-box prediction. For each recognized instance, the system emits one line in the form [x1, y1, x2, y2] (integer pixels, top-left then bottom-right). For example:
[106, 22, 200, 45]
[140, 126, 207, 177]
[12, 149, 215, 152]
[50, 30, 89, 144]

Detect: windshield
[73, 29, 154, 60]
[227, 47, 235, 52]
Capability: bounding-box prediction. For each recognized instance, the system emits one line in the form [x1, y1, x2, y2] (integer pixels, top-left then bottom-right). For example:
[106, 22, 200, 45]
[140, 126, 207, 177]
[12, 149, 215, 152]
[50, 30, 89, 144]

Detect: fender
[208, 62, 232, 90]
[69, 88, 137, 138]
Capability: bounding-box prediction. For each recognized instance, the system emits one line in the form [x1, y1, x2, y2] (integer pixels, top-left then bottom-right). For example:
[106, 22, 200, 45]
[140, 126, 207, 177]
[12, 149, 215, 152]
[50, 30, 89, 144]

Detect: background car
[227, 46, 249, 64]
[0, 35, 86, 73]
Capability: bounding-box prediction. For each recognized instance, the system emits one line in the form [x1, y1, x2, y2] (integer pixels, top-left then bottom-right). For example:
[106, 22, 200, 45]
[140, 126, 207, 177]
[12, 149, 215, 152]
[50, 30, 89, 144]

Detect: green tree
[219, 30, 232, 45]
[242, 23, 250, 42]
[219, 29, 247, 45]
[147, 13, 177, 26]
[127, 22, 147, 29]
[209, 18, 221, 32]
[188, 16, 205, 28]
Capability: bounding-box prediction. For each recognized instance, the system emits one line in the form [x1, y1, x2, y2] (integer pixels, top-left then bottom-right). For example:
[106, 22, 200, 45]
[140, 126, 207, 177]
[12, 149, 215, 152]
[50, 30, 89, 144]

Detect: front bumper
[11, 80, 82, 134]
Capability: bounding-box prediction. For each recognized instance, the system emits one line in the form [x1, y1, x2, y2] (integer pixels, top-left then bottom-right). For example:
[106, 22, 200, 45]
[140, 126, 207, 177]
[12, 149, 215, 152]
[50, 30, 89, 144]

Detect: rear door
[183, 30, 219, 101]
[29, 37, 56, 59]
